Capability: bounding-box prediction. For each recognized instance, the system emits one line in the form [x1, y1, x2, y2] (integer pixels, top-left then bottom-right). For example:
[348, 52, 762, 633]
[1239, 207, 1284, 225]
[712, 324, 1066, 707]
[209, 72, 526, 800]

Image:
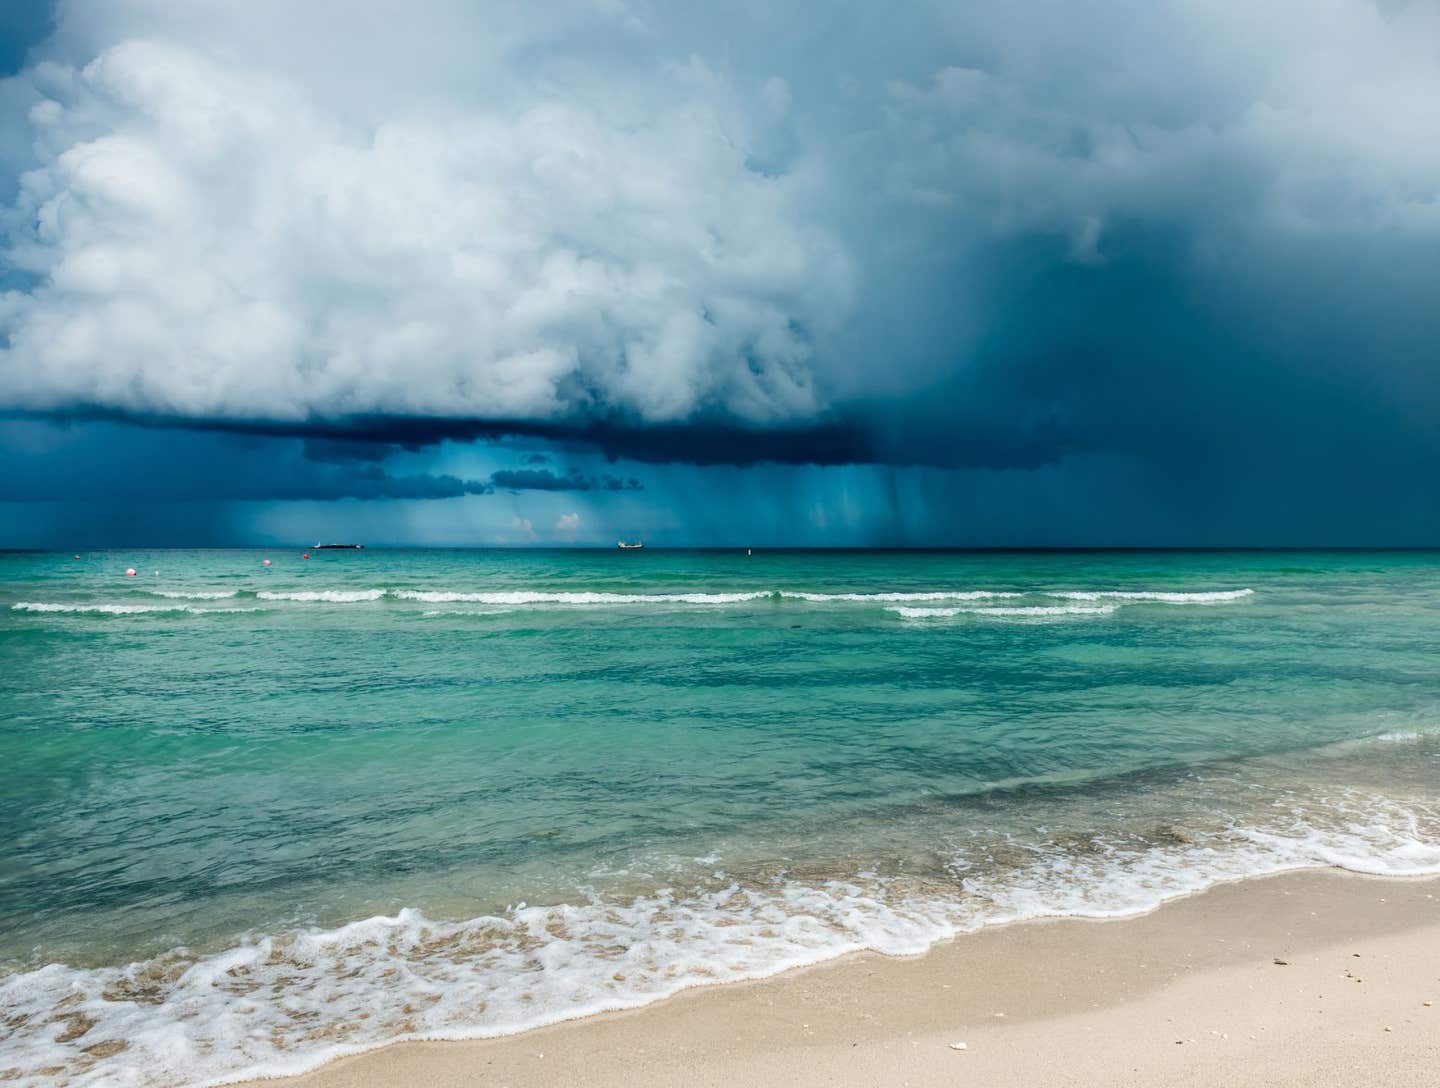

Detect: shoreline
[239, 868, 1440, 1087]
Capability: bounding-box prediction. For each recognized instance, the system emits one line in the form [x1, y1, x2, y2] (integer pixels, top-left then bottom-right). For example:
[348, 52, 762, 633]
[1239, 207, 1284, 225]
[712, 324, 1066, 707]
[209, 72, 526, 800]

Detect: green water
[3, 549, 1440, 1086]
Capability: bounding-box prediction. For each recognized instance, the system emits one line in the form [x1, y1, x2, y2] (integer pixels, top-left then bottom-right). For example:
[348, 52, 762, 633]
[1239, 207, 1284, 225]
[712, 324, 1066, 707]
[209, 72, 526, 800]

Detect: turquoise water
[3, 548, 1440, 1085]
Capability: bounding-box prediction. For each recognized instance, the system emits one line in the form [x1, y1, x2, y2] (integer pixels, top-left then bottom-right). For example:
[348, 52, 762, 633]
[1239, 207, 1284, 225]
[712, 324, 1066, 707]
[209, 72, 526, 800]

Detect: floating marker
[73, 555, 80, 560]
[302, 553, 310, 560]
[262, 559, 272, 566]
[125, 568, 137, 577]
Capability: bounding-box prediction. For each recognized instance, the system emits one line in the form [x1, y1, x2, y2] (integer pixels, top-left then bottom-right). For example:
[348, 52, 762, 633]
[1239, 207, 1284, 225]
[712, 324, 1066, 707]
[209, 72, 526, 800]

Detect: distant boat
[314, 543, 365, 550]
[617, 541, 644, 549]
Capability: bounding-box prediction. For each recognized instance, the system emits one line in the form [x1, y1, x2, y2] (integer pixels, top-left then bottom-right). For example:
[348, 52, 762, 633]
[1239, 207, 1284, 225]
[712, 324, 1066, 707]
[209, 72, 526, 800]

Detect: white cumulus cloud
[0, 26, 852, 426]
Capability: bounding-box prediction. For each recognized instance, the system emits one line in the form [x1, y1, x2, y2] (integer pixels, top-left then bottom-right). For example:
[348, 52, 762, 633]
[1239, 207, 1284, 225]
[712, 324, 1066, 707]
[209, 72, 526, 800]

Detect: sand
[241, 869, 1440, 1087]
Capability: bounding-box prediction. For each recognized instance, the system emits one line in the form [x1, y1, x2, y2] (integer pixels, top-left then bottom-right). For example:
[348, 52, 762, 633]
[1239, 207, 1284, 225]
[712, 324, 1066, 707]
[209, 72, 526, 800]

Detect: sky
[1, 0, 1439, 547]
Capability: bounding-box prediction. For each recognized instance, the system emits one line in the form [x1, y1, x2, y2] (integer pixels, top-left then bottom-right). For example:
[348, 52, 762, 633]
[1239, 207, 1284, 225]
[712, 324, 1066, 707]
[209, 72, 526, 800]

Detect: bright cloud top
[0, 31, 850, 425]
[1, 0, 1439, 468]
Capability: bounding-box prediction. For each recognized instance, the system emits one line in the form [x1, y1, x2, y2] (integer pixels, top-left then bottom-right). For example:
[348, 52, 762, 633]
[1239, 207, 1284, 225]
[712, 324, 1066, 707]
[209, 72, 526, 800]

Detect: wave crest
[392, 590, 771, 605]
[3, 791, 1436, 1088]
[255, 590, 386, 603]
[1048, 589, 1254, 603]
[890, 604, 1119, 619]
[147, 590, 240, 600]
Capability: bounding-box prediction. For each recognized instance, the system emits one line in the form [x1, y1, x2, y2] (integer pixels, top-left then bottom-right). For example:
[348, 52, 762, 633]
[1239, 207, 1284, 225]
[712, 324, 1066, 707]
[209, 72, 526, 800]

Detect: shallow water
[3, 548, 1439, 1085]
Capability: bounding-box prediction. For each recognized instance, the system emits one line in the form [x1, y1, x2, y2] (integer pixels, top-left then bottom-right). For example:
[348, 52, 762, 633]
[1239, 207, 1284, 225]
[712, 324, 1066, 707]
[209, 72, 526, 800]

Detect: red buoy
[302, 553, 310, 560]
[125, 568, 137, 577]
[262, 559, 272, 566]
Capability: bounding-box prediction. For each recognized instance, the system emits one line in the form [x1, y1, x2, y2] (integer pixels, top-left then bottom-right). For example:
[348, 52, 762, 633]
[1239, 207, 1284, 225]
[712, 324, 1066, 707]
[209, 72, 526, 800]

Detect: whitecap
[889, 604, 1119, 619]
[11, 602, 199, 615]
[392, 590, 771, 605]
[778, 590, 1023, 602]
[11, 602, 264, 617]
[420, 609, 517, 617]
[256, 589, 386, 603]
[1048, 589, 1254, 603]
[147, 590, 240, 600]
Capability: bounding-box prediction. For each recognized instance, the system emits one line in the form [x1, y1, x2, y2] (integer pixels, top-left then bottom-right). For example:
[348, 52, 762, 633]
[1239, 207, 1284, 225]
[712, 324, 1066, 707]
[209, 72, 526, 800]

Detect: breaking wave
[146, 590, 241, 600]
[3, 789, 1436, 1088]
[9, 602, 261, 616]
[778, 590, 1023, 602]
[255, 589, 387, 603]
[890, 604, 1120, 619]
[391, 589, 772, 605]
[1048, 589, 1255, 603]
[6, 587, 1256, 618]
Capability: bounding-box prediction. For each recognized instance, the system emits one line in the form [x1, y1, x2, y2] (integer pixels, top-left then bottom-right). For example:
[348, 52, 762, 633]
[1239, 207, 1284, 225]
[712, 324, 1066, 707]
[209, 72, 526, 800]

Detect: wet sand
[241, 869, 1440, 1087]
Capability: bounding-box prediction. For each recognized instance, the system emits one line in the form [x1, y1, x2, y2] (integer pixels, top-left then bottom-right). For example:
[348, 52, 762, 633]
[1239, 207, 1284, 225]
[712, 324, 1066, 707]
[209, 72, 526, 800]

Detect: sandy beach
[241, 869, 1440, 1087]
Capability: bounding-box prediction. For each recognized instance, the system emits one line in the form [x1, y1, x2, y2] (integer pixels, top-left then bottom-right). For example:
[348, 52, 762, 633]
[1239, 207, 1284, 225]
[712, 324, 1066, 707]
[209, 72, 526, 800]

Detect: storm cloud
[2, 1, 1439, 543]
[487, 468, 641, 492]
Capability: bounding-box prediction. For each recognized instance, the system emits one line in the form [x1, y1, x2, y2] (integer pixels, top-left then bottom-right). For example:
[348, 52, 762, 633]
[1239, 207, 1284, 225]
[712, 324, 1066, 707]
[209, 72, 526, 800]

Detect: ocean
[3, 548, 1440, 1086]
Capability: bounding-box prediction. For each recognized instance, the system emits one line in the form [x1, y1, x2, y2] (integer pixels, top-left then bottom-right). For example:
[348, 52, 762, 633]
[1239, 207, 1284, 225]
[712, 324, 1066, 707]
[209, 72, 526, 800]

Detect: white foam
[12, 602, 199, 615]
[147, 590, 240, 600]
[889, 604, 1119, 619]
[392, 590, 771, 605]
[117, 588, 1252, 612]
[394, 589, 1020, 607]
[1048, 589, 1254, 603]
[10, 602, 263, 616]
[256, 590, 386, 603]
[3, 792, 1438, 1088]
[419, 609, 516, 617]
[778, 590, 1023, 602]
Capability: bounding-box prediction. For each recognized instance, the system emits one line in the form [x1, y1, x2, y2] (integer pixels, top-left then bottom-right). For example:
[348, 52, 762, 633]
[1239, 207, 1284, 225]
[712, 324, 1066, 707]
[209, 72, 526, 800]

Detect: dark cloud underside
[2, 1, 1439, 544]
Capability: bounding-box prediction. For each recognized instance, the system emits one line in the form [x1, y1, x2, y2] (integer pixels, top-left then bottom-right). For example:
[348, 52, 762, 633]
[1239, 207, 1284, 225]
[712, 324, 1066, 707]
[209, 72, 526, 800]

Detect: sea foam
[890, 603, 1120, 619]
[147, 590, 241, 600]
[3, 789, 1437, 1088]
[255, 589, 387, 603]
[10, 602, 262, 616]
[12, 602, 203, 615]
[7, 586, 1257, 620]
[777, 590, 1023, 602]
[1047, 589, 1255, 603]
[391, 590, 772, 605]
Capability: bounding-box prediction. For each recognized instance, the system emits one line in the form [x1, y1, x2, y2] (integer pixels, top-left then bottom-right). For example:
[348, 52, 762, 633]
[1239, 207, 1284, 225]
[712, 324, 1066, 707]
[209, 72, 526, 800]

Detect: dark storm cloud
[0, 421, 497, 503]
[487, 468, 642, 493]
[15, 407, 883, 467]
[18, 401, 1083, 470]
[0, 418, 663, 511]
[300, 439, 406, 464]
[3, 1, 1440, 543]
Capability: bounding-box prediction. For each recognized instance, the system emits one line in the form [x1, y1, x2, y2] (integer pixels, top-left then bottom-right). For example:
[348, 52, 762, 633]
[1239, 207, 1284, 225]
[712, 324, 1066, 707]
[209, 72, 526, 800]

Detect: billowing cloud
[3, 0, 1440, 544]
[0, 18, 850, 429]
